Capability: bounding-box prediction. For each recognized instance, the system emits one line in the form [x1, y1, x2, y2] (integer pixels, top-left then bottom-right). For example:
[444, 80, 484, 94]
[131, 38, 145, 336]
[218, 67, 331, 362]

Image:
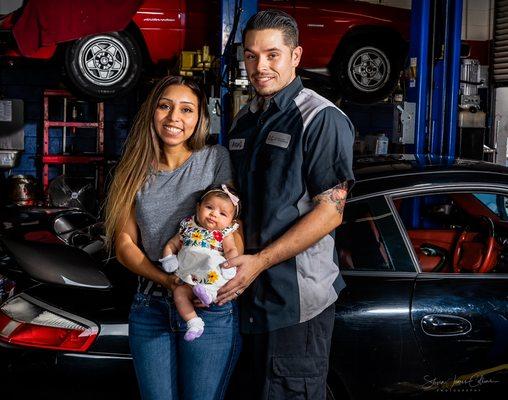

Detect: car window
[474, 193, 508, 221]
[393, 191, 508, 274]
[335, 196, 414, 272]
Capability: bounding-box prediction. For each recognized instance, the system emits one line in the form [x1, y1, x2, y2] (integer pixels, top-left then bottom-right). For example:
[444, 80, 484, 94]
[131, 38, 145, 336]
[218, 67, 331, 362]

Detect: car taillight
[0, 294, 98, 352]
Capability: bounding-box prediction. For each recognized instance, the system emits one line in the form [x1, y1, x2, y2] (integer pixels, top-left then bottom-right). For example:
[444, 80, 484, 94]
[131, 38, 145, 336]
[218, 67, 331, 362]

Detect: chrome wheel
[347, 46, 390, 93]
[77, 35, 130, 87]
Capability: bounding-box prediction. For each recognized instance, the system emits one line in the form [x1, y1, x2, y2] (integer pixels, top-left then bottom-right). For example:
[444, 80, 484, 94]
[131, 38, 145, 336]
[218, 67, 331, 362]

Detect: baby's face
[196, 195, 235, 231]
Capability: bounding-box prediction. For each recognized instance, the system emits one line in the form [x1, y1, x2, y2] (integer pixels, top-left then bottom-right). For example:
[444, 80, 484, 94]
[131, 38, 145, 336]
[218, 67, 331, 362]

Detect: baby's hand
[159, 254, 179, 273]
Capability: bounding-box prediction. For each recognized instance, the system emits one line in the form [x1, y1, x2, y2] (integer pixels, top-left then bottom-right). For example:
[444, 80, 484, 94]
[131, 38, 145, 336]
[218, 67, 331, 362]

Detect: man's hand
[216, 182, 349, 306]
[216, 254, 269, 305]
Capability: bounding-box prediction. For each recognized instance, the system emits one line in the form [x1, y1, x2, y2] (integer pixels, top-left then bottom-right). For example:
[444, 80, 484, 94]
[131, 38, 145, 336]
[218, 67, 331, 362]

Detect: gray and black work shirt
[229, 76, 355, 334]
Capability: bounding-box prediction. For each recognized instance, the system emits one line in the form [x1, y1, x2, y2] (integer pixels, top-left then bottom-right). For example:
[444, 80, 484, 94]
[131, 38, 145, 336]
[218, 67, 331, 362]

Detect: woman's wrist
[162, 273, 178, 292]
[163, 273, 183, 291]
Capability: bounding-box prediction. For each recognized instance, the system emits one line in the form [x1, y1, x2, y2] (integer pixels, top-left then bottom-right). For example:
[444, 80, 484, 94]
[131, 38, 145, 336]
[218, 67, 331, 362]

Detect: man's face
[243, 29, 302, 98]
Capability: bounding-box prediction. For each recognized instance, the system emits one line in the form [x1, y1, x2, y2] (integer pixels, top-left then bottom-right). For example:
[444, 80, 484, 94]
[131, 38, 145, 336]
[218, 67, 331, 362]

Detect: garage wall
[361, 0, 494, 41]
[462, 0, 495, 41]
[0, 62, 136, 195]
[1, 63, 61, 178]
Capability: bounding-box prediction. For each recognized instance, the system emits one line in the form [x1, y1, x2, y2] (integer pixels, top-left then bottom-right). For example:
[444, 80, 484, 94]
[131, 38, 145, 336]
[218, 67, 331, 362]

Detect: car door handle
[421, 314, 472, 336]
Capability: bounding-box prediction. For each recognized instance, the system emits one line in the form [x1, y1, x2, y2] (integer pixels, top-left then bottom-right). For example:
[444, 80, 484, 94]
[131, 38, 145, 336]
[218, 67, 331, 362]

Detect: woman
[105, 75, 241, 400]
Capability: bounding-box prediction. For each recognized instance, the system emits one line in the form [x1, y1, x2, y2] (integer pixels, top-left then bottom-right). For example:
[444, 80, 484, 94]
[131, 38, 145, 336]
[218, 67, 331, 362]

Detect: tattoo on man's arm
[313, 182, 348, 214]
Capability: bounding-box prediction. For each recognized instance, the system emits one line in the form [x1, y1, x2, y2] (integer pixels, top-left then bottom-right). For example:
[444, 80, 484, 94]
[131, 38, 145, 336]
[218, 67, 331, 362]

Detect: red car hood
[7, 0, 143, 57]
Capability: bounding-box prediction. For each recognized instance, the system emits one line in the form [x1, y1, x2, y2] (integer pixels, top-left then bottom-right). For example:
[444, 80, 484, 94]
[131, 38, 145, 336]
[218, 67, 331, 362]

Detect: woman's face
[153, 84, 200, 150]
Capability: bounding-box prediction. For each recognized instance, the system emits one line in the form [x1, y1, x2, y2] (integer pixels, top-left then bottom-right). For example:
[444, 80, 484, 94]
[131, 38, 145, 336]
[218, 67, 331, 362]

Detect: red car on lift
[0, 0, 409, 103]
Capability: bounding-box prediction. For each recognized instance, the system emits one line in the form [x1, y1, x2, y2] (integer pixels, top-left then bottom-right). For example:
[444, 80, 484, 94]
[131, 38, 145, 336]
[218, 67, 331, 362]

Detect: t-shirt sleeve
[212, 145, 234, 186]
[303, 106, 355, 199]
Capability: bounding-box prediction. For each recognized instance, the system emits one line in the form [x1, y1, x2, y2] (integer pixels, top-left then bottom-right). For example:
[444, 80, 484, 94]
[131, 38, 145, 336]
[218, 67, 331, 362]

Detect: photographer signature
[423, 374, 499, 391]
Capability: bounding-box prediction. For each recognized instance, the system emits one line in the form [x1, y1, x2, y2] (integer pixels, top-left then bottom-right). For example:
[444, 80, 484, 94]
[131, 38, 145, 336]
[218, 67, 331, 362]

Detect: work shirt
[228, 76, 355, 333]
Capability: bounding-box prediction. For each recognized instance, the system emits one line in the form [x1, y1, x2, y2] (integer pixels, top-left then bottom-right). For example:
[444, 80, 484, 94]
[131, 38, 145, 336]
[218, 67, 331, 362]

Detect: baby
[159, 184, 240, 341]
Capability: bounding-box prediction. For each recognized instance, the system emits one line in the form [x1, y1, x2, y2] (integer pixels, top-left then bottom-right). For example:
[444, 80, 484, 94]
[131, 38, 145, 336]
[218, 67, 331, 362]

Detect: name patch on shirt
[266, 131, 291, 149]
[229, 138, 245, 151]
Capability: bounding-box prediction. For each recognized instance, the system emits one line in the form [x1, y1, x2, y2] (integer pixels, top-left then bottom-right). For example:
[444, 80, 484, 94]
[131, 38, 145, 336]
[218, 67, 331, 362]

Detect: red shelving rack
[42, 89, 105, 197]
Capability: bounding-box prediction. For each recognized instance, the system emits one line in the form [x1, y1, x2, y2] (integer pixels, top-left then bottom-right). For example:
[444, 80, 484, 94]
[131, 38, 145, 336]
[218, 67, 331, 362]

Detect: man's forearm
[256, 182, 348, 270]
[256, 203, 343, 270]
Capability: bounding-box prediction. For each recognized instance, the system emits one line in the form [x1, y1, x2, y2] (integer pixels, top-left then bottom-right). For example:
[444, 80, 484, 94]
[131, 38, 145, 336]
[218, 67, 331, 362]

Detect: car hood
[1, 237, 111, 289]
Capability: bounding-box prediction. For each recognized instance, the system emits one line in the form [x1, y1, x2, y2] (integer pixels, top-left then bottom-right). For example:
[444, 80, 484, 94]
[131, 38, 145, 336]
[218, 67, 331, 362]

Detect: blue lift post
[430, 0, 463, 159]
[407, 0, 431, 157]
[407, 0, 462, 160]
[219, 0, 258, 145]
[406, 0, 462, 227]
[442, 0, 462, 160]
[406, 0, 431, 228]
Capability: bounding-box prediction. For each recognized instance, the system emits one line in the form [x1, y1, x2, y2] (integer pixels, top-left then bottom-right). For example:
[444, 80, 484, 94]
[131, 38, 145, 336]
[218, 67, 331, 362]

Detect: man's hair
[242, 9, 299, 49]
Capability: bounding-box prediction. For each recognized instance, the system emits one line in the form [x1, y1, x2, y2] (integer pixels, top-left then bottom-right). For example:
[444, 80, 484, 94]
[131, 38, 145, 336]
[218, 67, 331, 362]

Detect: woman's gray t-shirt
[135, 144, 233, 295]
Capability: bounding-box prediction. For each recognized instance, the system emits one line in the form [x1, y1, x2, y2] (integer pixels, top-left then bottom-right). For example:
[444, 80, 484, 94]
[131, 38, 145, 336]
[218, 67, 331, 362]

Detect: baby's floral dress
[180, 216, 237, 254]
[176, 216, 239, 286]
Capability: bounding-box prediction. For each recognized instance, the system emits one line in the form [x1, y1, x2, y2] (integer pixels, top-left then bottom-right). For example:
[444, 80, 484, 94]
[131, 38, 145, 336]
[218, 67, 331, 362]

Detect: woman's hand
[162, 273, 182, 292]
[163, 275, 207, 307]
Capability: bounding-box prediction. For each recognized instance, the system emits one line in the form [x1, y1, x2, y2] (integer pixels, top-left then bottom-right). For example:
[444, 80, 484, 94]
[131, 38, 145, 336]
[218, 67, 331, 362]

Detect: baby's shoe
[193, 284, 213, 306]
[221, 266, 237, 280]
[158, 254, 179, 273]
[184, 317, 204, 341]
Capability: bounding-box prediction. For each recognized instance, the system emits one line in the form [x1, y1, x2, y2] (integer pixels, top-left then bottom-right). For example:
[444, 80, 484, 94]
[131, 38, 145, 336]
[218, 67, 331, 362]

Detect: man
[217, 9, 355, 400]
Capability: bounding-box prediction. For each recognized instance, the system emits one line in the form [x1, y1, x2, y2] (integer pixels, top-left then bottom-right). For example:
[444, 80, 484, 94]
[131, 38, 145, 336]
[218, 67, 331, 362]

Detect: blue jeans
[128, 292, 241, 400]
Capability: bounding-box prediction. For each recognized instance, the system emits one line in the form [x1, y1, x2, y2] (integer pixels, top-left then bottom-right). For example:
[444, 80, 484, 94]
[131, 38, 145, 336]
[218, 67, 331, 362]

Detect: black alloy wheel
[331, 36, 402, 104]
[64, 31, 142, 100]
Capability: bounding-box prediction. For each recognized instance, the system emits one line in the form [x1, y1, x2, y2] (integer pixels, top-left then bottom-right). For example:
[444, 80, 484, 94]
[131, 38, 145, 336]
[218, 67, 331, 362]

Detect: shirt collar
[248, 76, 304, 114]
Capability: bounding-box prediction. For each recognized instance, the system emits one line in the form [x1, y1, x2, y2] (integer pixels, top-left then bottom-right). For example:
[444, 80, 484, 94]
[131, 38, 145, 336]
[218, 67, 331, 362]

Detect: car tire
[330, 36, 402, 104]
[64, 31, 142, 100]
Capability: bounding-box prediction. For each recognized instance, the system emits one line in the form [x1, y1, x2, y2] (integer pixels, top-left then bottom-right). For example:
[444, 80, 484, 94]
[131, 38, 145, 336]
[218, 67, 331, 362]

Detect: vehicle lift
[406, 0, 463, 160]
[405, 0, 463, 228]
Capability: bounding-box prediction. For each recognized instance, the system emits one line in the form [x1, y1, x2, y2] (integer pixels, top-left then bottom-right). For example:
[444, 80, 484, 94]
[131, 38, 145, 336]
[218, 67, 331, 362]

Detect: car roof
[350, 155, 508, 198]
